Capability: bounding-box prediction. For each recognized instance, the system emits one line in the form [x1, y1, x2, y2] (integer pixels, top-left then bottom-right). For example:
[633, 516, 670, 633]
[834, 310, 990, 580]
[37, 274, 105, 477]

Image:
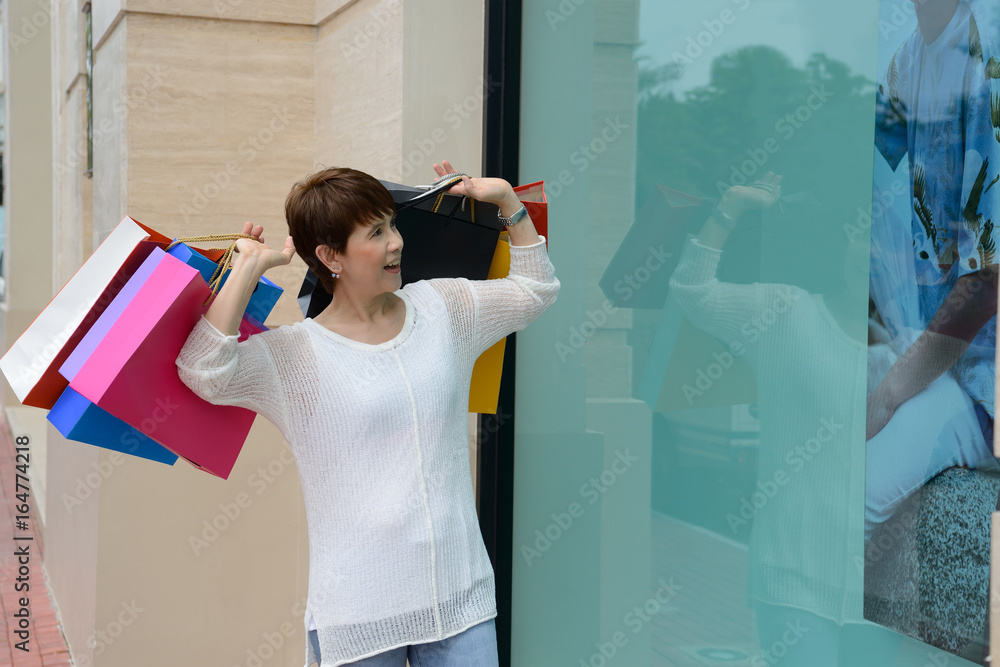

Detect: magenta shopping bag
[67, 247, 257, 480]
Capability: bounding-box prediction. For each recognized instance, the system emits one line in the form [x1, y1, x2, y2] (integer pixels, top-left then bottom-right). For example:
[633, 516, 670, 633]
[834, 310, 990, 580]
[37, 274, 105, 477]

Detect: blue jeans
[308, 618, 498, 667]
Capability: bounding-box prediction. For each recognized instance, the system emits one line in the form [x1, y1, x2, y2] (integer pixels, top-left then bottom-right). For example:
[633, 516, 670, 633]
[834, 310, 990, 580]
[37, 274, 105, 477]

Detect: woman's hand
[696, 173, 782, 250]
[721, 172, 783, 218]
[433, 159, 541, 246]
[203, 223, 295, 336]
[232, 221, 296, 275]
[432, 160, 520, 213]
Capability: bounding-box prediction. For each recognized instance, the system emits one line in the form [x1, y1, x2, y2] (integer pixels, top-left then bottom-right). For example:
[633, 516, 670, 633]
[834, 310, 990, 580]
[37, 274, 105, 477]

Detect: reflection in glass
[513, 0, 998, 664]
[865, 0, 1000, 659]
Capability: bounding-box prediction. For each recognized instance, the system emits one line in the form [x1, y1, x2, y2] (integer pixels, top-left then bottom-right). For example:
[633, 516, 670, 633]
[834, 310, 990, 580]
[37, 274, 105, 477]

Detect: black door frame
[478, 1, 522, 665]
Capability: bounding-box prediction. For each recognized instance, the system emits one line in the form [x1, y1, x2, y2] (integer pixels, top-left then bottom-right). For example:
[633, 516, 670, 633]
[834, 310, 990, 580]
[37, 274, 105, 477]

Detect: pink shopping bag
[68, 247, 256, 479]
[0, 217, 226, 408]
[0, 218, 172, 408]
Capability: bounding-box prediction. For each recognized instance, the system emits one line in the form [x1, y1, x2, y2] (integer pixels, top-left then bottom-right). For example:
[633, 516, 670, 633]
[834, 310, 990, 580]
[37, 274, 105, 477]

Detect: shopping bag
[297, 178, 548, 414]
[512, 181, 548, 235]
[49, 315, 268, 466]
[386, 175, 505, 283]
[51, 241, 271, 466]
[60, 239, 274, 381]
[66, 247, 258, 479]
[469, 236, 512, 414]
[0, 218, 173, 408]
[49, 245, 182, 464]
[0, 217, 228, 408]
[48, 387, 180, 465]
[599, 185, 710, 310]
[166, 242, 282, 325]
[298, 174, 504, 318]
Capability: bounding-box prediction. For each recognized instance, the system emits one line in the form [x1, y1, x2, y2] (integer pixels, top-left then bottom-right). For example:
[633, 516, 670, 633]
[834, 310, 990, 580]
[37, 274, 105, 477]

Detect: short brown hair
[284, 167, 396, 293]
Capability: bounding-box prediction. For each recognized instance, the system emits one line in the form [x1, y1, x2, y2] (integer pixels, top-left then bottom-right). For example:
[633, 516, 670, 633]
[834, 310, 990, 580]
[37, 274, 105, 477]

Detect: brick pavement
[0, 410, 71, 667]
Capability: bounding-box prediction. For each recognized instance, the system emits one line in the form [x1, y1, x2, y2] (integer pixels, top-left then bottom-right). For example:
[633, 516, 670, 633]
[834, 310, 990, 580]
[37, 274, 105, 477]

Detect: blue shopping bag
[167, 242, 281, 324]
[48, 387, 179, 465]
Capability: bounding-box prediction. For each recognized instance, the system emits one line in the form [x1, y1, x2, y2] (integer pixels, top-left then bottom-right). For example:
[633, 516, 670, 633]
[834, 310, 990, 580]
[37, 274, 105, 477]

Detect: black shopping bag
[298, 174, 503, 318]
[599, 185, 711, 310]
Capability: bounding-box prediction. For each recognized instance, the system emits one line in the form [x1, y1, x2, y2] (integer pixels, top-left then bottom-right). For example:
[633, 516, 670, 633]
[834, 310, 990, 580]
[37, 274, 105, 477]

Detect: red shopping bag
[512, 180, 548, 238]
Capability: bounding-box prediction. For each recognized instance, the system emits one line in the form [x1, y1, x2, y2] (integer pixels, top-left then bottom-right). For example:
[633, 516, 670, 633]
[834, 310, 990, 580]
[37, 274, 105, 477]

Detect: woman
[667, 173, 903, 665]
[175, 160, 559, 667]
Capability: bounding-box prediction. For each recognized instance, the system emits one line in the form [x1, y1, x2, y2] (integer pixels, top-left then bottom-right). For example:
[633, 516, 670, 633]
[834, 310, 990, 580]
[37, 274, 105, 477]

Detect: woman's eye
[373, 227, 382, 237]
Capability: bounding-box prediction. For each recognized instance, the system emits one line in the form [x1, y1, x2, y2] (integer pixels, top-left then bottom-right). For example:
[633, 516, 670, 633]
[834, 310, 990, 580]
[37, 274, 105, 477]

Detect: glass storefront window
[510, 1, 1000, 664]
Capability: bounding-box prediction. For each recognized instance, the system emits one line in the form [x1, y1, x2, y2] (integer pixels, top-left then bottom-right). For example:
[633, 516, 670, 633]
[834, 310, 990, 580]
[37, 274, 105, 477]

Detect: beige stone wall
[2, 0, 55, 396]
[53, 0, 87, 287]
[12, 1, 489, 666]
[314, 0, 486, 184]
[315, 0, 404, 178]
[44, 2, 99, 662]
[399, 0, 484, 184]
[84, 8, 315, 666]
[121, 11, 314, 325]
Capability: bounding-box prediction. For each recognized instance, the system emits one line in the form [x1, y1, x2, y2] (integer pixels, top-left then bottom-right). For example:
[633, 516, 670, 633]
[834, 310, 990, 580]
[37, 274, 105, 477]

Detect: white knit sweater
[175, 239, 559, 666]
[668, 236, 866, 625]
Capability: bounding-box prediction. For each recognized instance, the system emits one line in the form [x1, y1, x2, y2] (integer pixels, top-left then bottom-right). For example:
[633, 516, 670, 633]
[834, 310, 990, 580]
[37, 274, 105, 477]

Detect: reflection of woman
[667, 174, 898, 666]
[175, 160, 559, 666]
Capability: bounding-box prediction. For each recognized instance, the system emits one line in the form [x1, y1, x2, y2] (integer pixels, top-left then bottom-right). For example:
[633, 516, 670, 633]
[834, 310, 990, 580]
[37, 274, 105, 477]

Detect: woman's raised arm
[425, 160, 559, 357]
[204, 222, 296, 336]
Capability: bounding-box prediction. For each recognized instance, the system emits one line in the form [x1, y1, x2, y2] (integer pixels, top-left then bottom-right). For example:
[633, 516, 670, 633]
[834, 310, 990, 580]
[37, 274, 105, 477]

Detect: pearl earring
[331, 267, 340, 278]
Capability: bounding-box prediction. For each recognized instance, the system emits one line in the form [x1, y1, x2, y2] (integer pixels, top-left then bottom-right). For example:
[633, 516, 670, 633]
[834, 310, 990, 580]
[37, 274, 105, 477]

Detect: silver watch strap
[498, 204, 527, 227]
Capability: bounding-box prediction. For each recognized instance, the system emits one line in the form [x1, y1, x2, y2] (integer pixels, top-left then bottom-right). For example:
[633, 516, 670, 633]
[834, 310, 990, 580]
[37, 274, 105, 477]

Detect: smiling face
[334, 211, 404, 296]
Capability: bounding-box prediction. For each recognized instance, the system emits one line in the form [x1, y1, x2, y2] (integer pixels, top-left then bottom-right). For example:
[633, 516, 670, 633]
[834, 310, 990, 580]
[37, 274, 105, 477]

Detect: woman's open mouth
[384, 259, 401, 274]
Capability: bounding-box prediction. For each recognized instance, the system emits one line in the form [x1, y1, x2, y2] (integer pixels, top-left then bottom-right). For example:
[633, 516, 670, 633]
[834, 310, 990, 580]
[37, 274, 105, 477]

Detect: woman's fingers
[240, 221, 265, 241]
[447, 174, 476, 197]
[432, 161, 513, 205]
[748, 172, 782, 204]
[432, 160, 459, 180]
[432, 161, 452, 179]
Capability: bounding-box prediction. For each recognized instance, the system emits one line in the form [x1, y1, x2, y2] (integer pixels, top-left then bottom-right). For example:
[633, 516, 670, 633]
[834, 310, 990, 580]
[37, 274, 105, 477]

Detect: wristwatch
[710, 205, 738, 231]
[498, 204, 528, 227]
